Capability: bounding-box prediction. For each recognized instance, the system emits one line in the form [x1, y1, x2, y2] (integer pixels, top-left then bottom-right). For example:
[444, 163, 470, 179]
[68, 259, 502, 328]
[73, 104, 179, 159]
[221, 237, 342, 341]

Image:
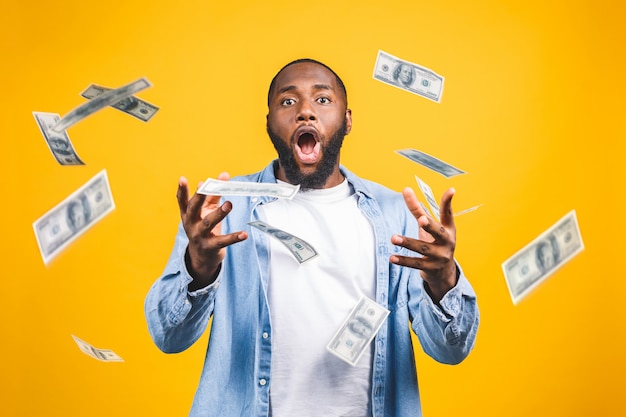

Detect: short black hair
[267, 58, 348, 107]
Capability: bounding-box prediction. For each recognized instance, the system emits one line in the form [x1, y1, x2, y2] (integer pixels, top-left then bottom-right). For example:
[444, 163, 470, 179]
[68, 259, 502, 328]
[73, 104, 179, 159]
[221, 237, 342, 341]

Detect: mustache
[267, 121, 347, 189]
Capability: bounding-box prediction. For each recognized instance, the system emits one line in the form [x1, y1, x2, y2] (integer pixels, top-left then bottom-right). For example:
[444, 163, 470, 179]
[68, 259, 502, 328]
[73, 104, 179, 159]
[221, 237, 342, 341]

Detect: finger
[209, 230, 249, 249]
[187, 189, 209, 221]
[217, 171, 230, 181]
[201, 200, 233, 232]
[390, 254, 428, 270]
[391, 234, 432, 256]
[177, 176, 190, 217]
[439, 188, 456, 229]
[390, 253, 448, 274]
[402, 187, 429, 223]
[418, 215, 448, 242]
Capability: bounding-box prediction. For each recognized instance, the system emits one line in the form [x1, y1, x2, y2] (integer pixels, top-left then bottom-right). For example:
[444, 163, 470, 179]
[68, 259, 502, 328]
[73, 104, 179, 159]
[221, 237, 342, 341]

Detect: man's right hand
[177, 172, 248, 290]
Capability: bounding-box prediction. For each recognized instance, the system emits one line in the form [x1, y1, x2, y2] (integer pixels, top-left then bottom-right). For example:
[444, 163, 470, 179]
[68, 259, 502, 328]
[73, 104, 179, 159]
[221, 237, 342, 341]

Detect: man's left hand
[390, 187, 458, 303]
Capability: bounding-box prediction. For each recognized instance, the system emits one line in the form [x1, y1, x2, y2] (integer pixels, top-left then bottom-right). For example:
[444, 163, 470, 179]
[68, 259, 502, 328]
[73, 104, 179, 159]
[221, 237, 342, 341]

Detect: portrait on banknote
[348, 316, 374, 339]
[393, 62, 416, 88]
[269, 229, 293, 241]
[116, 96, 140, 111]
[48, 137, 72, 155]
[535, 235, 559, 272]
[66, 196, 91, 232]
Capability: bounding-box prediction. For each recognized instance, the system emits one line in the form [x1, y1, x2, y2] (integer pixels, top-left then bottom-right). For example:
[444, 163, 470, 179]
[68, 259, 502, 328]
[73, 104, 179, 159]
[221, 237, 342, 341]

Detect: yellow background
[2, 0, 625, 416]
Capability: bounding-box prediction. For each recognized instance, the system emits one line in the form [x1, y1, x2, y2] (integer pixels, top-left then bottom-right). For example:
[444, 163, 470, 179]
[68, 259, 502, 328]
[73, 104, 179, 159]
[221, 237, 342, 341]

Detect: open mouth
[298, 133, 316, 154]
[294, 127, 321, 164]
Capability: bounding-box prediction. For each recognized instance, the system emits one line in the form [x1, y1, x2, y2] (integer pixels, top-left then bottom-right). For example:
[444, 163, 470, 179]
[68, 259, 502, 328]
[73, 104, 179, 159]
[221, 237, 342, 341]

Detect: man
[145, 58, 479, 417]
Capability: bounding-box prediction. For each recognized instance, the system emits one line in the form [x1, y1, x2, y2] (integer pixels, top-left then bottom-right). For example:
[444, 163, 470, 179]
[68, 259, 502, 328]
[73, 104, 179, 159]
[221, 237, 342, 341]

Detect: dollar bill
[454, 204, 483, 217]
[396, 148, 465, 178]
[81, 84, 159, 122]
[199, 179, 300, 199]
[502, 210, 584, 305]
[414, 176, 482, 219]
[32, 111, 84, 165]
[33, 170, 115, 265]
[50, 77, 151, 133]
[327, 296, 390, 366]
[248, 220, 318, 263]
[415, 175, 441, 221]
[372, 50, 445, 103]
[71, 335, 124, 362]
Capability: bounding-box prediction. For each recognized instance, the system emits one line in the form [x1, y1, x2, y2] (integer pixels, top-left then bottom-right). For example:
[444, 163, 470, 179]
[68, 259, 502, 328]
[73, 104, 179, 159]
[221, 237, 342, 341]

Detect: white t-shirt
[258, 179, 376, 417]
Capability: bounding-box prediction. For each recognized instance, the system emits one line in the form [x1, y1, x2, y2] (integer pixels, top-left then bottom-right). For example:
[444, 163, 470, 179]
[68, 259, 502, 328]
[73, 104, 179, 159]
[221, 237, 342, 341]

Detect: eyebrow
[276, 84, 334, 95]
[312, 84, 333, 92]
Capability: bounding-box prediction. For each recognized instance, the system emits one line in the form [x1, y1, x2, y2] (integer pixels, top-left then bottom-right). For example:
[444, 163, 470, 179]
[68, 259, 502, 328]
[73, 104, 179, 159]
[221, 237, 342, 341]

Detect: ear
[344, 109, 352, 135]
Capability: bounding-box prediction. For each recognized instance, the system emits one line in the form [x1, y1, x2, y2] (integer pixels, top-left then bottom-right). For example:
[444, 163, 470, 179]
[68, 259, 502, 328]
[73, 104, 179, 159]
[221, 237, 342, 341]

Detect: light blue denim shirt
[145, 161, 479, 417]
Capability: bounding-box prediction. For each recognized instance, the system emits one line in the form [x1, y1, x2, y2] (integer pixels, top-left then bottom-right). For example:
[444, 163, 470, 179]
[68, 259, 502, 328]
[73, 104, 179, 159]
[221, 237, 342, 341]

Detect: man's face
[266, 62, 352, 189]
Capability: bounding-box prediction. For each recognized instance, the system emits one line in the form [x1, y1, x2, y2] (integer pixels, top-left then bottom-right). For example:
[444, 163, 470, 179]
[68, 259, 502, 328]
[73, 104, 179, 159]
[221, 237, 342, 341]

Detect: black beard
[267, 121, 347, 189]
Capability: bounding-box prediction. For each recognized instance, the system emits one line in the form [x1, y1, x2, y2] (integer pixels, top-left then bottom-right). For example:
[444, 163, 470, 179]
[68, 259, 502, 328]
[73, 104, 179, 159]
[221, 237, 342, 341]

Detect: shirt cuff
[424, 262, 476, 320]
[178, 247, 221, 297]
[188, 280, 219, 297]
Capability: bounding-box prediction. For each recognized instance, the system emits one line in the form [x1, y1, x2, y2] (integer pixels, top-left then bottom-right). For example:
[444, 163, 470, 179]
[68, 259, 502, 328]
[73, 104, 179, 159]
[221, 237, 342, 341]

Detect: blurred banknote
[248, 220, 317, 263]
[327, 296, 389, 366]
[81, 84, 159, 121]
[414, 176, 482, 219]
[415, 175, 441, 220]
[454, 204, 483, 216]
[199, 179, 300, 199]
[502, 210, 584, 304]
[373, 50, 445, 103]
[396, 148, 465, 177]
[33, 170, 115, 264]
[50, 77, 151, 133]
[33, 111, 84, 165]
[71, 335, 124, 362]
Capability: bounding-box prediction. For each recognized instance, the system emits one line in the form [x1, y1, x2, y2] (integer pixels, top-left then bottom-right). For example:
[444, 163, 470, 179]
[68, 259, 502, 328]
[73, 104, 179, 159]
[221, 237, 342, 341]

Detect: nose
[296, 100, 316, 122]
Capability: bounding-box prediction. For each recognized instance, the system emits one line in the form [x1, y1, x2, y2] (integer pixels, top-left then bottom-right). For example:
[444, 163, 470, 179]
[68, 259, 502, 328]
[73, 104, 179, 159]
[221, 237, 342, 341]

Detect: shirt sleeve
[408, 262, 480, 364]
[144, 222, 221, 353]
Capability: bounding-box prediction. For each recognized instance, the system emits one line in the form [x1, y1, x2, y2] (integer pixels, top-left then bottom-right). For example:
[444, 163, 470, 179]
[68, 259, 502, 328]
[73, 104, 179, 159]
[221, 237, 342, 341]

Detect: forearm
[145, 225, 217, 353]
[410, 266, 480, 364]
[145, 271, 216, 352]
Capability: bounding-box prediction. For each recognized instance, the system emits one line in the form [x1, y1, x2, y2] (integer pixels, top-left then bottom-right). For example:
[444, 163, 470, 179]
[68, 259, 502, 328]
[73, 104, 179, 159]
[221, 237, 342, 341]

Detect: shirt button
[252, 197, 258, 203]
[259, 379, 267, 386]
[262, 332, 269, 339]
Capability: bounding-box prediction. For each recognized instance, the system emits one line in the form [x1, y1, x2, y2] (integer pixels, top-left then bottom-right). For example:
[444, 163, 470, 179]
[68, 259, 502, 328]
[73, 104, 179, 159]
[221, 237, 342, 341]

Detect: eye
[317, 97, 330, 104]
[281, 98, 295, 106]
